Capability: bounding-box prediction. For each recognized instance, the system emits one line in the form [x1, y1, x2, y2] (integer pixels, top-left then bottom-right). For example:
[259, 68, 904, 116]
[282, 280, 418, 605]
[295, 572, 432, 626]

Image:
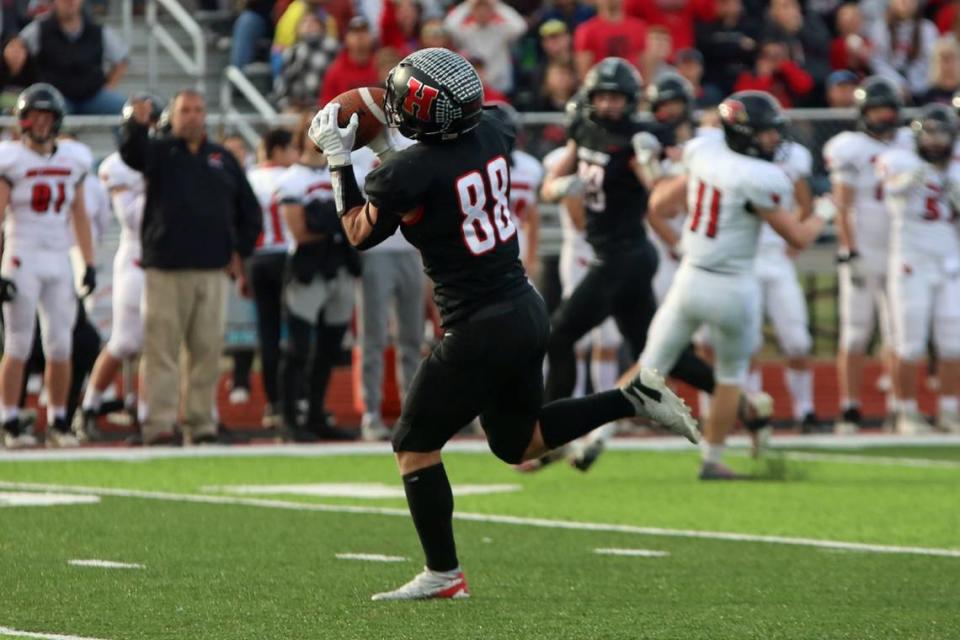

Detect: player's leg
[0, 254, 41, 447]
[568, 321, 624, 471]
[835, 265, 877, 433]
[305, 271, 354, 438]
[890, 266, 934, 434]
[67, 305, 101, 431]
[36, 253, 79, 446]
[766, 262, 816, 429]
[932, 275, 960, 433]
[248, 252, 285, 426]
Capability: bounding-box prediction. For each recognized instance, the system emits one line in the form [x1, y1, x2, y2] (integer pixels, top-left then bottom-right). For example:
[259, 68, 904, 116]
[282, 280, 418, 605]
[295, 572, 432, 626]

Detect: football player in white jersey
[636, 92, 834, 479]
[76, 96, 164, 439]
[0, 84, 96, 448]
[823, 77, 908, 434]
[754, 140, 819, 431]
[243, 128, 299, 428]
[877, 104, 960, 435]
[274, 129, 357, 442]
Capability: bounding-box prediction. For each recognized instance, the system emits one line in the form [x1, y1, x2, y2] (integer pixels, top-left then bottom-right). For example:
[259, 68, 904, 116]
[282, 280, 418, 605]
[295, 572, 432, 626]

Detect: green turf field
[1, 443, 959, 640]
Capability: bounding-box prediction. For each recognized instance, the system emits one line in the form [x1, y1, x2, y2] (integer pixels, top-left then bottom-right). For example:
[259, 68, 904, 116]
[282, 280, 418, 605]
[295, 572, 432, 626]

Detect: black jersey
[569, 112, 652, 257]
[365, 112, 531, 326]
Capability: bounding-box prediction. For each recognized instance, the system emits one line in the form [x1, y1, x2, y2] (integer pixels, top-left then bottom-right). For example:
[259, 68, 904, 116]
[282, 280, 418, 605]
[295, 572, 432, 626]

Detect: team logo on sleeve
[403, 78, 440, 122]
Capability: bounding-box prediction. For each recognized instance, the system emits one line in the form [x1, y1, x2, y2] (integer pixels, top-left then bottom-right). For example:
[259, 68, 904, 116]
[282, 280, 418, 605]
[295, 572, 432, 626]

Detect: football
[329, 86, 387, 150]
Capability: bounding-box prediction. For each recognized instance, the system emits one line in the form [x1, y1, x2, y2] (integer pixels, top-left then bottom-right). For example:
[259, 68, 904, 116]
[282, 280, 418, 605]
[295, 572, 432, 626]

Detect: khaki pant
[141, 268, 226, 440]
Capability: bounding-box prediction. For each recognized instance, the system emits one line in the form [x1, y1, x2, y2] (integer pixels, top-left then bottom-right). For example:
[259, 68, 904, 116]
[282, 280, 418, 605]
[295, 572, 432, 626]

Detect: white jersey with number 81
[680, 135, 793, 275]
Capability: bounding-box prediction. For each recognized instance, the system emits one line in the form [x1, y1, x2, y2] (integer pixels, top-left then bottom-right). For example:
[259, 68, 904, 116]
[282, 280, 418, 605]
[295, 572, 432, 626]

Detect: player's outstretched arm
[648, 174, 687, 251]
[541, 140, 581, 203]
[760, 196, 836, 250]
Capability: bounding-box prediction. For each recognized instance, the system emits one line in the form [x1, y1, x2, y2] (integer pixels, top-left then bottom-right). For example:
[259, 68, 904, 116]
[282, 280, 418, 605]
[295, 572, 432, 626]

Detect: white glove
[813, 196, 838, 223]
[309, 103, 357, 168]
[547, 175, 585, 200]
[367, 128, 395, 161]
[631, 131, 662, 167]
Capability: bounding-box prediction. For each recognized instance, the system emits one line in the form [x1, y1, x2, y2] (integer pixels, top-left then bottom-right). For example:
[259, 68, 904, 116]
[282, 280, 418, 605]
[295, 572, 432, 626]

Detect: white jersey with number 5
[680, 135, 794, 274]
[876, 148, 960, 263]
[0, 139, 89, 251]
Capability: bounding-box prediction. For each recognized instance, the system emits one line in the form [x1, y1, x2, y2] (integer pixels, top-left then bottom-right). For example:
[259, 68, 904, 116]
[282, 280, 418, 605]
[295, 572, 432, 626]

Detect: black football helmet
[718, 91, 786, 162]
[384, 48, 484, 141]
[854, 76, 902, 138]
[122, 92, 166, 128]
[911, 103, 957, 164]
[646, 72, 694, 126]
[16, 83, 67, 143]
[581, 57, 642, 125]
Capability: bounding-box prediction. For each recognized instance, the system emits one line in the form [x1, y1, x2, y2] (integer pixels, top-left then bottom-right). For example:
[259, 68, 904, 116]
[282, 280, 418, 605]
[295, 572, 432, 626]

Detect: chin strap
[330, 164, 366, 218]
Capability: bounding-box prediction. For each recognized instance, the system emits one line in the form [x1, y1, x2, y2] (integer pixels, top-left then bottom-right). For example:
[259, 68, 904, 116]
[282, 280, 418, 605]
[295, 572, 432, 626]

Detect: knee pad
[779, 330, 812, 359]
[43, 326, 73, 362]
[487, 434, 526, 465]
[106, 333, 139, 360]
[840, 320, 871, 354]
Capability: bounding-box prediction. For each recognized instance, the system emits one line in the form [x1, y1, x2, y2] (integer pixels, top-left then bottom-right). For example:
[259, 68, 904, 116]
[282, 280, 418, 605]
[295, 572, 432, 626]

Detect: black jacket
[695, 16, 761, 95]
[120, 121, 262, 270]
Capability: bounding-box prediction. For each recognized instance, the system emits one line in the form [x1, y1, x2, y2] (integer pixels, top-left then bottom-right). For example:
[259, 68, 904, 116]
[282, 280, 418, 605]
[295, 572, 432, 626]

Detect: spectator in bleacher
[121, 90, 261, 445]
[444, 0, 526, 93]
[829, 4, 873, 77]
[419, 17, 451, 49]
[695, 0, 759, 96]
[539, 18, 572, 65]
[922, 36, 960, 103]
[0, 34, 36, 110]
[674, 47, 723, 107]
[379, 0, 424, 56]
[825, 68, 857, 107]
[640, 24, 675, 81]
[868, 0, 938, 98]
[317, 16, 377, 106]
[733, 37, 814, 107]
[534, 60, 576, 110]
[573, 0, 646, 79]
[625, 0, 714, 54]
[274, 10, 339, 112]
[4, 0, 128, 114]
[763, 0, 831, 97]
[272, 0, 339, 77]
[539, 0, 594, 32]
[230, 0, 275, 71]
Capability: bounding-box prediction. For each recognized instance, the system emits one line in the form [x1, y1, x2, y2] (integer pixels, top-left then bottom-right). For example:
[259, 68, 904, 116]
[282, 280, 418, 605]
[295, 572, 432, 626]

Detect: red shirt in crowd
[623, 0, 714, 52]
[733, 61, 813, 108]
[379, 0, 419, 56]
[573, 16, 648, 65]
[829, 35, 873, 73]
[318, 52, 379, 106]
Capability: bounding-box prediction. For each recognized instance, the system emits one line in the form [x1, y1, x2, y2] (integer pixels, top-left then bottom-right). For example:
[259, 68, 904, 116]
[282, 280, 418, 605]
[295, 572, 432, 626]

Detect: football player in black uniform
[541, 58, 716, 403]
[310, 48, 698, 601]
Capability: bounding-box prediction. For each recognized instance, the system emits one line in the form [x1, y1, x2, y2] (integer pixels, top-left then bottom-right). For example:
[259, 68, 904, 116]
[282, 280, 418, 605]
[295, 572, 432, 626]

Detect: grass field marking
[0, 626, 111, 640]
[67, 559, 145, 570]
[0, 492, 101, 507]
[335, 553, 408, 562]
[202, 482, 522, 499]
[777, 451, 960, 469]
[593, 548, 670, 558]
[1, 433, 958, 463]
[2, 480, 959, 559]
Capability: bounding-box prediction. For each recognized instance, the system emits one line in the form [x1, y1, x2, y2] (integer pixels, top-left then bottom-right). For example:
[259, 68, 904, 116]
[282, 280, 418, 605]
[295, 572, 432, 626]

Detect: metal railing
[145, 0, 206, 94]
[220, 66, 285, 148]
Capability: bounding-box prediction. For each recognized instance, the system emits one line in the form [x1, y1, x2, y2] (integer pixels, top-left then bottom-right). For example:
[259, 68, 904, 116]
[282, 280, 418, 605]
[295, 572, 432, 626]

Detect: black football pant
[248, 252, 287, 407]
[278, 310, 348, 430]
[545, 241, 715, 401]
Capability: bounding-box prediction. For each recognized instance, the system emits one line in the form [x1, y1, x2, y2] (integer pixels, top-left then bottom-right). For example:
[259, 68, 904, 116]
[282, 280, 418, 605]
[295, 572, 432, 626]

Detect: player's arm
[70, 180, 97, 295]
[794, 178, 813, 221]
[541, 140, 582, 202]
[629, 131, 665, 191]
[648, 174, 687, 251]
[522, 202, 541, 279]
[759, 198, 834, 250]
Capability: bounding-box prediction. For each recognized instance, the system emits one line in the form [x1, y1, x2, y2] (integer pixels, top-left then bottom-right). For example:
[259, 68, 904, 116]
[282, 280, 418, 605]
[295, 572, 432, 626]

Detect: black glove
[0, 276, 16, 303]
[81, 265, 97, 298]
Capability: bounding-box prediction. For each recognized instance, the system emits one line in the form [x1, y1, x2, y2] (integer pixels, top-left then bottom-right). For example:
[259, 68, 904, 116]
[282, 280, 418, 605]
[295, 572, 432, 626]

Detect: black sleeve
[230, 157, 263, 258]
[119, 120, 151, 173]
[354, 206, 402, 251]
[364, 150, 431, 215]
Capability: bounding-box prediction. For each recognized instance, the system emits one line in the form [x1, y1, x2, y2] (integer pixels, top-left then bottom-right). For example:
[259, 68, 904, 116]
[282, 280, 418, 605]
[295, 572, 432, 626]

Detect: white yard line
[67, 559, 144, 570]
[594, 548, 670, 558]
[0, 433, 958, 463]
[0, 626, 110, 640]
[335, 553, 407, 563]
[778, 451, 960, 469]
[1, 480, 958, 559]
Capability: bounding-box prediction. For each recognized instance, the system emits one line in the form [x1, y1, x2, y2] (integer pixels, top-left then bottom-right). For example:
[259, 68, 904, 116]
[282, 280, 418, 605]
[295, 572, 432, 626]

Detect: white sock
[590, 358, 619, 393]
[2, 405, 20, 423]
[47, 405, 66, 425]
[938, 396, 958, 415]
[900, 398, 918, 413]
[884, 392, 897, 414]
[82, 386, 103, 412]
[698, 391, 711, 422]
[700, 441, 724, 464]
[137, 400, 148, 424]
[744, 368, 762, 395]
[840, 396, 858, 411]
[786, 368, 813, 420]
[572, 355, 587, 398]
